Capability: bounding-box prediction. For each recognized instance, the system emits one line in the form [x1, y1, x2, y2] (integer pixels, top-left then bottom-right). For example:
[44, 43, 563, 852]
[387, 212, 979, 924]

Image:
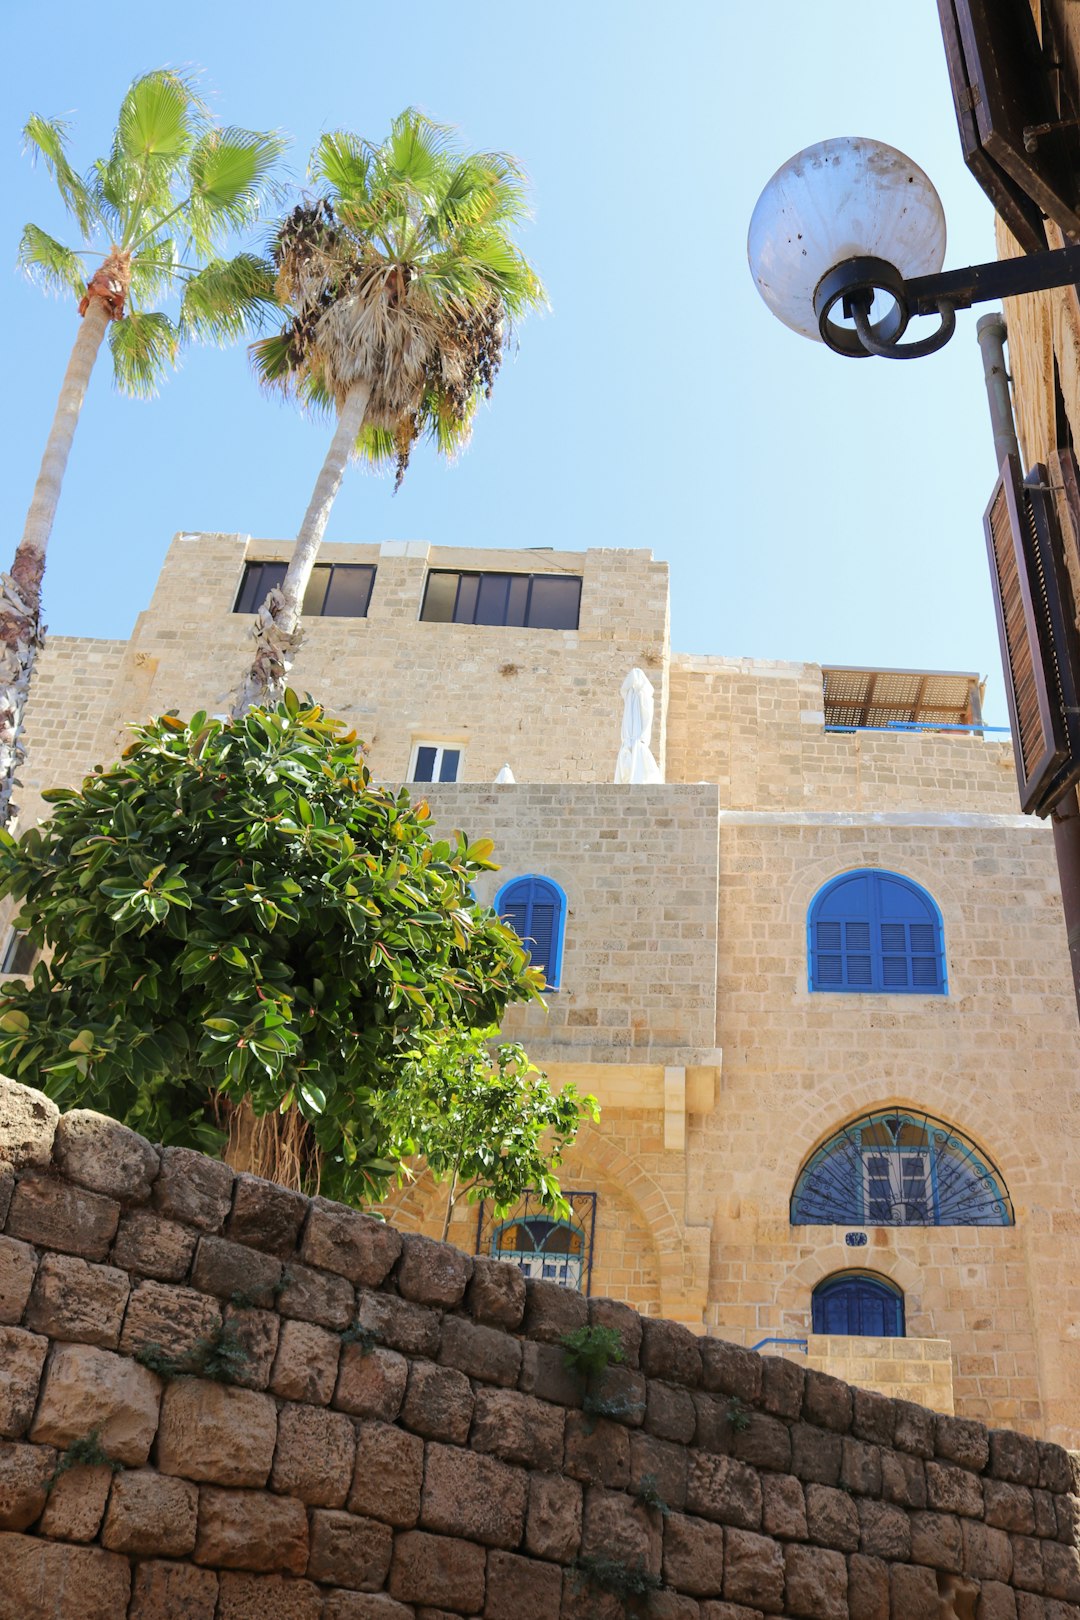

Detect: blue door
[812, 1274, 904, 1336]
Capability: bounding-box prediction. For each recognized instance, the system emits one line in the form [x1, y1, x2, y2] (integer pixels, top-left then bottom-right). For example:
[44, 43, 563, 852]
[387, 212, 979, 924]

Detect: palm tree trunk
[234, 379, 371, 717]
[0, 297, 111, 829]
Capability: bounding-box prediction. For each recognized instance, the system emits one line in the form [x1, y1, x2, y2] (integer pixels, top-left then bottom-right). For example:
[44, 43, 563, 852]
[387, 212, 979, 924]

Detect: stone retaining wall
[1, 1078, 1078, 1620]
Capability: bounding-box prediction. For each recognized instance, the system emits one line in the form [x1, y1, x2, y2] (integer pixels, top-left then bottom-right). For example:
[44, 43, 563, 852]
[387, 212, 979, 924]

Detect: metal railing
[825, 721, 1010, 735]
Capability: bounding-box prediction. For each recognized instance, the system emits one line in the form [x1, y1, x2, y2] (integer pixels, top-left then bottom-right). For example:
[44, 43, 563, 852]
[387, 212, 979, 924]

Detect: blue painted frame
[806, 869, 948, 995]
[494, 874, 567, 991]
[812, 1270, 905, 1337]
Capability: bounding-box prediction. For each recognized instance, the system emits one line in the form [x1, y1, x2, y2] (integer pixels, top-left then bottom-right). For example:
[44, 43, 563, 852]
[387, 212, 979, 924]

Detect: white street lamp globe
[747, 137, 947, 341]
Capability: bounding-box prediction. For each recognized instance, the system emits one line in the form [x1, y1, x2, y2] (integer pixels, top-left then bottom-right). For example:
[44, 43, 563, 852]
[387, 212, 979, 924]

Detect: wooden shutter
[984, 454, 1080, 813]
[937, 0, 1080, 250]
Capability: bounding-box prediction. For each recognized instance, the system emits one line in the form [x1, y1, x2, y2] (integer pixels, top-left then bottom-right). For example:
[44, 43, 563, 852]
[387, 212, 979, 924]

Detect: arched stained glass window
[791, 1109, 1013, 1227]
[812, 1272, 905, 1337]
[808, 870, 947, 994]
[492, 1216, 585, 1289]
[495, 875, 566, 989]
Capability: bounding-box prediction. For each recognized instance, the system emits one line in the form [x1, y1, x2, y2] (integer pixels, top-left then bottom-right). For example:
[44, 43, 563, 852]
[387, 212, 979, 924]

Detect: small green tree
[378, 1029, 597, 1240]
[0, 695, 551, 1203]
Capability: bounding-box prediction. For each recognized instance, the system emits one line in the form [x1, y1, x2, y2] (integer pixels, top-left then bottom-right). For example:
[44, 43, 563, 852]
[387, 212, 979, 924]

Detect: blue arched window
[808, 869, 947, 993]
[491, 1215, 585, 1289]
[495, 875, 566, 990]
[791, 1109, 1013, 1227]
[812, 1272, 904, 1337]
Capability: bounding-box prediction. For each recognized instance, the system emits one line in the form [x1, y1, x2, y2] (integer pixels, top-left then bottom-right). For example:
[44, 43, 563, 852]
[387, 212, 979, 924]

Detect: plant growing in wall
[0, 694, 594, 1205]
[6, 69, 284, 827]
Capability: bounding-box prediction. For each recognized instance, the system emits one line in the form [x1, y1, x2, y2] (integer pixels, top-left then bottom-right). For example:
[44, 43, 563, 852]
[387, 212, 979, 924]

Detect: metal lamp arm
[906, 239, 1080, 319]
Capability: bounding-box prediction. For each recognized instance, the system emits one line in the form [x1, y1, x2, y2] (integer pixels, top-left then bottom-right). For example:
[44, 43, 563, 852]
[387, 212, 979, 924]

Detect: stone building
[11, 530, 1080, 1445]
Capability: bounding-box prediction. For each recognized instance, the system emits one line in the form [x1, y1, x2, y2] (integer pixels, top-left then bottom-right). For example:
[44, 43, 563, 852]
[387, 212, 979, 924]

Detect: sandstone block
[421, 1440, 528, 1547]
[880, 1446, 926, 1508]
[790, 1421, 841, 1486]
[1056, 1493, 1080, 1544]
[153, 1146, 233, 1231]
[1016, 1595, 1048, 1620]
[928, 1459, 985, 1518]
[805, 1483, 859, 1553]
[760, 1354, 803, 1421]
[890, 1563, 942, 1619]
[858, 1496, 910, 1561]
[784, 1543, 847, 1620]
[221, 1303, 279, 1390]
[32, 1342, 160, 1463]
[852, 1387, 894, 1447]
[6, 1171, 119, 1261]
[111, 1208, 197, 1281]
[226, 1173, 308, 1257]
[37, 1462, 112, 1541]
[440, 1312, 522, 1386]
[894, 1398, 936, 1459]
[592, 1363, 646, 1427]
[631, 1430, 689, 1513]
[762, 1472, 806, 1539]
[802, 1368, 853, 1433]
[0, 1323, 47, 1437]
[641, 1318, 703, 1387]
[1034, 1488, 1059, 1537]
[322, 1595, 414, 1620]
[1042, 1541, 1080, 1603]
[518, 1340, 583, 1407]
[307, 1508, 394, 1589]
[0, 1532, 131, 1619]
[272, 1401, 356, 1506]
[195, 1485, 308, 1573]
[560, 1568, 627, 1620]
[649, 1592, 702, 1620]
[937, 1413, 991, 1473]
[730, 1411, 791, 1474]
[53, 1108, 159, 1202]
[348, 1420, 424, 1527]
[271, 1317, 341, 1404]
[523, 1275, 590, 1345]
[910, 1510, 964, 1572]
[472, 1385, 565, 1471]
[564, 1410, 631, 1487]
[0, 1077, 58, 1169]
[0, 1439, 55, 1529]
[396, 1231, 472, 1307]
[119, 1278, 222, 1364]
[466, 1254, 526, 1329]
[215, 1571, 322, 1619]
[699, 1339, 762, 1405]
[102, 1467, 198, 1555]
[847, 1552, 890, 1620]
[582, 1482, 662, 1575]
[990, 1428, 1041, 1488]
[589, 1295, 643, 1367]
[278, 1260, 354, 1330]
[1038, 1442, 1073, 1495]
[191, 1234, 282, 1305]
[985, 1479, 1037, 1534]
[389, 1529, 487, 1611]
[301, 1197, 401, 1285]
[128, 1560, 219, 1620]
[646, 1378, 697, 1444]
[400, 1359, 474, 1443]
[979, 1582, 1020, 1620]
[24, 1252, 129, 1348]
[1011, 1536, 1044, 1593]
[354, 1287, 441, 1358]
[722, 1527, 784, 1613]
[334, 1343, 408, 1421]
[526, 1469, 582, 1562]
[0, 1234, 37, 1323]
[841, 1436, 882, 1496]
[686, 1449, 762, 1530]
[0, 1166, 10, 1227]
[664, 1509, 726, 1596]
[155, 1378, 276, 1486]
[485, 1547, 564, 1620]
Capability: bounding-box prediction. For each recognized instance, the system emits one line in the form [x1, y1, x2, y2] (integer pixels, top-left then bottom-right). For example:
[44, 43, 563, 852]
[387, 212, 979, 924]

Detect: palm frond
[250, 330, 297, 394]
[184, 128, 288, 252]
[179, 253, 279, 343]
[108, 310, 180, 398]
[353, 421, 399, 468]
[17, 223, 87, 299]
[313, 131, 371, 199]
[381, 108, 454, 187]
[128, 235, 180, 303]
[21, 114, 99, 237]
[116, 69, 200, 164]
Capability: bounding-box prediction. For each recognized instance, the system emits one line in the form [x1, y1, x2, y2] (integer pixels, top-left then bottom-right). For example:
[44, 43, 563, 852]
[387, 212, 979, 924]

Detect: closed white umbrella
[494, 763, 516, 783]
[614, 667, 662, 784]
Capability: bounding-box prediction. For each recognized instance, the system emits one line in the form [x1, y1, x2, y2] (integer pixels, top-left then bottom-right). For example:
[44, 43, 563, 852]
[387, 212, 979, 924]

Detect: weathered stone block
[466, 1254, 525, 1329]
[155, 1378, 276, 1486]
[191, 1234, 282, 1305]
[928, 1459, 985, 1518]
[936, 1413, 991, 1474]
[762, 1472, 806, 1539]
[1037, 1442, 1073, 1495]
[194, 1486, 308, 1573]
[128, 1560, 219, 1620]
[334, 1343, 408, 1421]
[804, 1483, 859, 1553]
[894, 1399, 936, 1459]
[400, 1359, 474, 1443]
[307, 1508, 394, 1589]
[910, 1510, 963, 1572]
[0, 1323, 47, 1437]
[396, 1231, 472, 1307]
[582, 1482, 662, 1574]
[119, 1278, 222, 1364]
[589, 1295, 642, 1368]
[526, 1469, 582, 1562]
[880, 1446, 926, 1509]
[421, 1440, 528, 1547]
[440, 1312, 521, 1386]
[760, 1354, 803, 1421]
[631, 1430, 688, 1513]
[523, 1275, 588, 1342]
[1034, 1489, 1059, 1538]
[890, 1563, 943, 1620]
[215, 1571, 322, 1619]
[37, 1462, 111, 1541]
[485, 1547, 565, 1620]
[858, 1497, 910, 1561]
[664, 1509, 726, 1596]
[0, 1532, 131, 1619]
[271, 1317, 341, 1404]
[0, 1166, 10, 1227]
[646, 1378, 697, 1444]
[686, 1449, 763, 1530]
[0, 1077, 58, 1170]
[388, 1529, 487, 1611]
[802, 1368, 852, 1433]
[6, 1171, 119, 1261]
[102, 1467, 199, 1556]
[519, 1340, 583, 1407]
[641, 1318, 703, 1387]
[699, 1339, 762, 1405]
[322, 1595, 413, 1620]
[0, 1233, 37, 1324]
[841, 1437, 882, 1497]
[851, 1388, 894, 1448]
[1042, 1541, 1080, 1603]
[1056, 1492, 1080, 1545]
[559, 1568, 626, 1620]
[784, 1543, 847, 1620]
[1011, 1535, 1045, 1593]
[0, 1438, 55, 1529]
[990, 1428, 1041, 1488]
[225, 1173, 308, 1257]
[730, 1411, 791, 1474]
[277, 1260, 354, 1330]
[722, 1527, 785, 1613]
[301, 1197, 401, 1286]
[31, 1342, 160, 1463]
[53, 1108, 159, 1202]
[564, 1410, 631, 1487]
[471, 1385, 565, 1470]
[790, 1421, 841, 1486]
[24, 1252, 129, 1348]
[985, 1479, 1037, 1534]
[847, 1551, 890, 1620]
[221, 1303, 279, 1390]
[353, 1287, 441, 1358]
[271, 1401, 356, 1506]
[979, 1581, 1020, 1620]
[153, 1146, 233, 1232]
[1016, 1594, 1047, 1620]
[348, 1420, 424, 1527]
[112, 1208, 197, 1281]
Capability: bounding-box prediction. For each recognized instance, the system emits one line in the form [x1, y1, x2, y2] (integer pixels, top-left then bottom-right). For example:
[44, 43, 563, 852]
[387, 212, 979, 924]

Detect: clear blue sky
[1, 2, 1009, 720]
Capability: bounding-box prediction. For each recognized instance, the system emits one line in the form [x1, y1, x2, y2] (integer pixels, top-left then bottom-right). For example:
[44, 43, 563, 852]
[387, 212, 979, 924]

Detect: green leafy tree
[0, 695, 546, 1203]
[378, 1029, 597, 1240]
[235, 109, 546, 714]
[5, 70, 285, 826]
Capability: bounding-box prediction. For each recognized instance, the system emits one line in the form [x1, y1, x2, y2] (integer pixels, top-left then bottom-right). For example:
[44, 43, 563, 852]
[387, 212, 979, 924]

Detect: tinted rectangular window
[420, 571, 581, 630]
[234, 562, 375, 618]
[413, 746, 438, 782]
[410, 744, 462, 783]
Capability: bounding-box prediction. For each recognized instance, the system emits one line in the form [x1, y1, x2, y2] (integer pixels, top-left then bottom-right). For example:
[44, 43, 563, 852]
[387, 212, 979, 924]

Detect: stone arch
[776, 1242, 927, 1335]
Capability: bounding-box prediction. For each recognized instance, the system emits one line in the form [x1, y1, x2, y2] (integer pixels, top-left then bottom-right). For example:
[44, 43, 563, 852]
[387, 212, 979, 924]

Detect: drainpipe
[977, 312, 1080, 1019]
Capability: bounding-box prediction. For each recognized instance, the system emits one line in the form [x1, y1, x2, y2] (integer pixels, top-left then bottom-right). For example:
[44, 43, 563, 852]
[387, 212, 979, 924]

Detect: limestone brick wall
[806, 1336, 954, 1416]
[3, 1084, 1080, 1620]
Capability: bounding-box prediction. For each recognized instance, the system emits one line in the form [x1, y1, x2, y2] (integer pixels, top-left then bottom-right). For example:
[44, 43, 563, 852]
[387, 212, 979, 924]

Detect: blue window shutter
[812, 1274, 904, 1337]
[496, 875, 566, 990]
[810, 870, 946, 995]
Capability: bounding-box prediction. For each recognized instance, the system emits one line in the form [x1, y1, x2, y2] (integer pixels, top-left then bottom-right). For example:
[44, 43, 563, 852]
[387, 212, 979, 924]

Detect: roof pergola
[822, 666, 984, 730]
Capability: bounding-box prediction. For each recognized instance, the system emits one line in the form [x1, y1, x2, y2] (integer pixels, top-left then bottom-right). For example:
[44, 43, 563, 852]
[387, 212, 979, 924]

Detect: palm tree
[7, 69, 285, 826]
[235, 109, 545, 714]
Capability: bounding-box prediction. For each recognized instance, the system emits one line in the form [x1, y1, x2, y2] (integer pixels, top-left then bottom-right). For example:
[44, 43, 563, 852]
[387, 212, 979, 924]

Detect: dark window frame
[234, 560, 376, 619]
[420, 570, 582, 631]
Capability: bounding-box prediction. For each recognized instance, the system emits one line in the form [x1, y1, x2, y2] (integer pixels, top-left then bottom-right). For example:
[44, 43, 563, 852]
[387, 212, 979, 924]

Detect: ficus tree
[235, 109, 546, 715]
[0, 695, 584, 1206]
[6, 69, 285, 827]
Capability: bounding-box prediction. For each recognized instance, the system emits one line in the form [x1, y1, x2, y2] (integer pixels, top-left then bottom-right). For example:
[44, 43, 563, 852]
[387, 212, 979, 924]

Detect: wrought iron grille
[475, 1190, 598, 1294]
[791, 1110, 1013, 1227]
